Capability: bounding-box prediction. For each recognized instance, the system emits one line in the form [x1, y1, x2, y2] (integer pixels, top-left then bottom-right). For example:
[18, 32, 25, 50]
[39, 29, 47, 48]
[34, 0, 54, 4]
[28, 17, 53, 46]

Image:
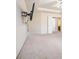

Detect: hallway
[17, 32, 62, 59]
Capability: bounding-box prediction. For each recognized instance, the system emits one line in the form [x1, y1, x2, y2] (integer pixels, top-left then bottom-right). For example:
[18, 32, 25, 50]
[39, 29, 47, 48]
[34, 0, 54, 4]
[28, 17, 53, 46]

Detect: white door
[47, 16, 56, 33]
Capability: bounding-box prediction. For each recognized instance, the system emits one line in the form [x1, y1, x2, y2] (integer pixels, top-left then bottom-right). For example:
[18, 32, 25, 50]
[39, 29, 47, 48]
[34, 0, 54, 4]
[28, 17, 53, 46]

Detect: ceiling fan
[56, 0, 62, 8]
[21, 3, 35, 21]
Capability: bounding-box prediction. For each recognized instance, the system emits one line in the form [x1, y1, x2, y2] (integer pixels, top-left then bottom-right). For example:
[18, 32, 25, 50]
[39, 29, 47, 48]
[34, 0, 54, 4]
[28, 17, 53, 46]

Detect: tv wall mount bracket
[21, 3, 35, 21]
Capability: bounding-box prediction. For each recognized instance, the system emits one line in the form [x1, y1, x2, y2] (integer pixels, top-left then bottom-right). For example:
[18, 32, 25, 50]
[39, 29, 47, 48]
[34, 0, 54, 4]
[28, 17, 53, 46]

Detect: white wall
[28, 12, 41, 34]
[16, 5, 28, 57]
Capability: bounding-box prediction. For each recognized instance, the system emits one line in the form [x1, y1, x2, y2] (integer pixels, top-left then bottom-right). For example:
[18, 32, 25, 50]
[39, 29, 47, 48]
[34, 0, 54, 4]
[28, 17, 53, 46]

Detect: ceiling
[39, 0, 62, 10]
[32, 0, 62, 13]
[17, 0, 62, 13]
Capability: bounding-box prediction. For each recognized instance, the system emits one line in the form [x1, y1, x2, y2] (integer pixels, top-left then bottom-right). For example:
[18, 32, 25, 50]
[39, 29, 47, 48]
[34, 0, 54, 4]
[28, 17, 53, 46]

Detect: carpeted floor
[17, 32, 62, 59]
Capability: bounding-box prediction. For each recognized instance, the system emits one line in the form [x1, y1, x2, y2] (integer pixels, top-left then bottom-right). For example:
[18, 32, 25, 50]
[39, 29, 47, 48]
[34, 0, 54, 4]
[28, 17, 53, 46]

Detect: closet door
[47, 16, 56, 33]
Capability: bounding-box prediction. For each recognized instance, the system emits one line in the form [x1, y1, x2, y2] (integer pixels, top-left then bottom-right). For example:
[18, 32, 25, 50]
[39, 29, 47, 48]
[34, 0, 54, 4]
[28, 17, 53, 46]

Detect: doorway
[58, 17, 61, 32]
[47, 16, 61, 34]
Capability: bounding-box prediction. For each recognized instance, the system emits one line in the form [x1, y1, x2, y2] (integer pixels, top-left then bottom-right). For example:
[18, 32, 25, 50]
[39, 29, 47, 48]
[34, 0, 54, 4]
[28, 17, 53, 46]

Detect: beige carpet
[17, 32, 62, 59]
